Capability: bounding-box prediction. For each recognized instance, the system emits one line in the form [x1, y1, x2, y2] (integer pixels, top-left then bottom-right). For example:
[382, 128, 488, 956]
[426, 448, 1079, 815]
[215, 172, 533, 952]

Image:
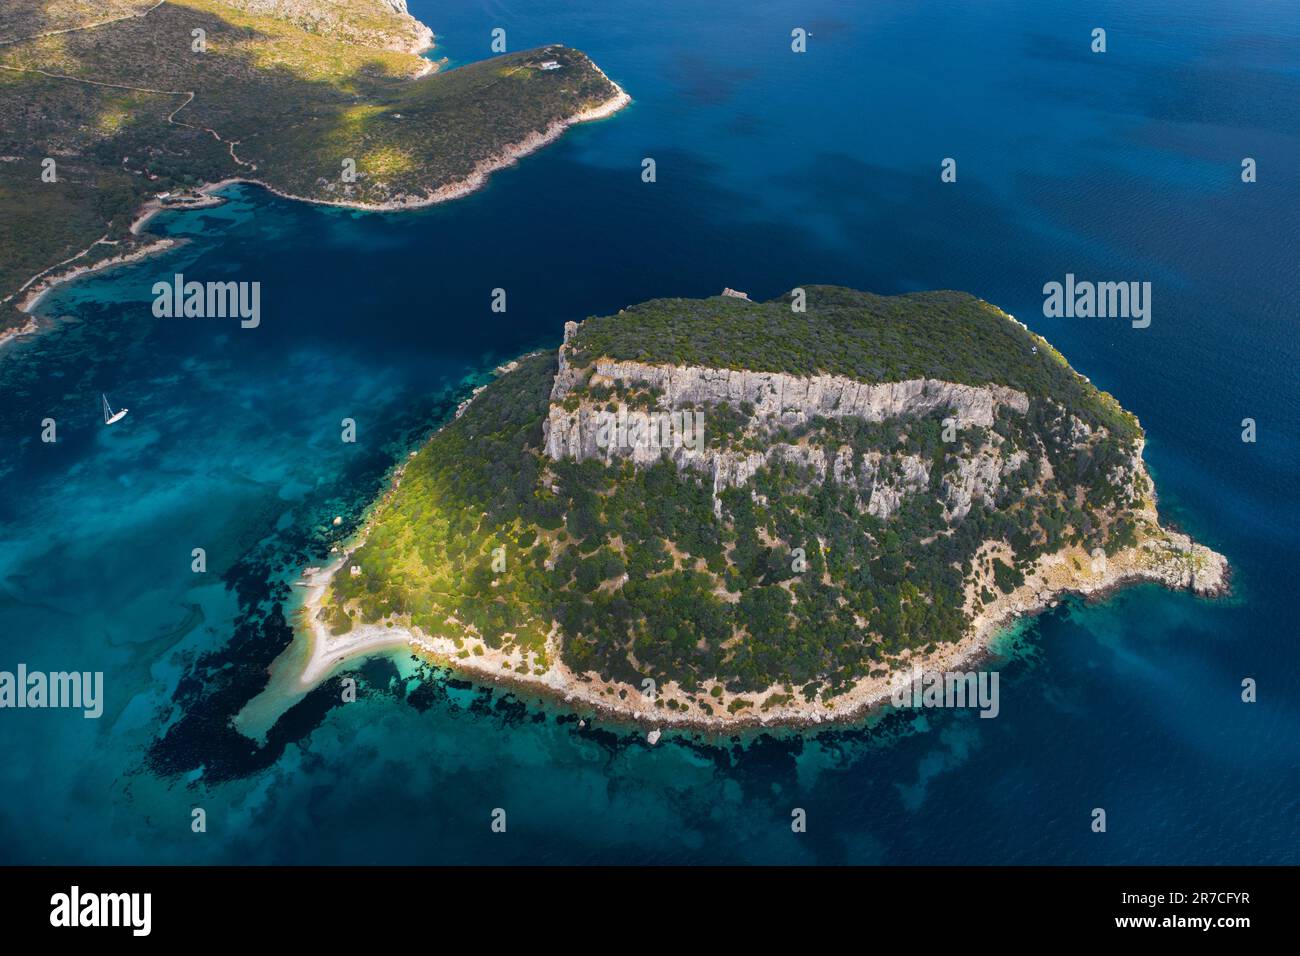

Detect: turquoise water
[0, 0, 1296, 863]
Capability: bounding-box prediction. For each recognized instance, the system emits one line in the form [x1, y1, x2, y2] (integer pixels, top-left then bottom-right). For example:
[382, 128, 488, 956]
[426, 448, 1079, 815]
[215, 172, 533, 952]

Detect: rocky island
[0, 0, 628, 337]
[297, 287, 1229, 728]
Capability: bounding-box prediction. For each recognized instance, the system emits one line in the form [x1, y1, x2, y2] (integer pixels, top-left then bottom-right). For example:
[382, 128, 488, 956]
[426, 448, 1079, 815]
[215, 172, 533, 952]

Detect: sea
[0, 0, 1296, 864]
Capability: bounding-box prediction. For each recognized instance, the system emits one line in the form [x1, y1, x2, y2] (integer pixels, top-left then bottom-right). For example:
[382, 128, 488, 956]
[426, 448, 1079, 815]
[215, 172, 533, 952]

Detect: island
[296, 286, 1229, 728]
[0, 0, 628, 339]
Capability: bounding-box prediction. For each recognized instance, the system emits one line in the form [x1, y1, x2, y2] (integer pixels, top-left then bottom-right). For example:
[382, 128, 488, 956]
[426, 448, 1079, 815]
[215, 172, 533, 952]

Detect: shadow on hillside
[0, 0, 158, 45]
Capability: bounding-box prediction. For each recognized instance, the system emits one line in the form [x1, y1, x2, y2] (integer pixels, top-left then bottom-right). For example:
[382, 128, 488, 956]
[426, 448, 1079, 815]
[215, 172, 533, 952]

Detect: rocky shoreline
[213, 76, 630, 213]
[294, 527, 1229, 734]
[14, 237, 178, 318]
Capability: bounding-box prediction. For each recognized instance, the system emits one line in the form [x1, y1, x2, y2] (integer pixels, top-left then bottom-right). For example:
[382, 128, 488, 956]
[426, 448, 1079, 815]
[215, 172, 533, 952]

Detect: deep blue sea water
[0, 0, 1296, 864]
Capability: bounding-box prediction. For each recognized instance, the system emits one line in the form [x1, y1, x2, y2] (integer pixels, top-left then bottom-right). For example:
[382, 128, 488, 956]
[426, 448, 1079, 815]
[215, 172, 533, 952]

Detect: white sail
[102, 393, 128, 426]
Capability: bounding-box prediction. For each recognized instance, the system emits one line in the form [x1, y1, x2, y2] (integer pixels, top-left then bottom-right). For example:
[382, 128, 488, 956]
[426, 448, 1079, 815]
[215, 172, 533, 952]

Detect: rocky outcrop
[542, 328, 1034, 519]
[942, 447, 1003, 521]
[863, 453, 932, 520]
[379, 0, 436, 54]
[549, 320, 585, 399]
[552, 361, 1027, 433]
[1139, 530, 1231, 597]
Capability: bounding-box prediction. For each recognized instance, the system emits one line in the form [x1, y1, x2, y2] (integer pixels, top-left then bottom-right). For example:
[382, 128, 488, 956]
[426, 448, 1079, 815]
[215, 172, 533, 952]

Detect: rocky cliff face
[548, 324, 1028, 428]
[542, 320, 1034, 520]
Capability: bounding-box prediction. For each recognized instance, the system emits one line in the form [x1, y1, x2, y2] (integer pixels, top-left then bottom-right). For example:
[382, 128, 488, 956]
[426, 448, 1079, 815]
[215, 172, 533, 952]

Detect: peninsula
[295, 287, 1229, 729]
[0, 0, 628, 338]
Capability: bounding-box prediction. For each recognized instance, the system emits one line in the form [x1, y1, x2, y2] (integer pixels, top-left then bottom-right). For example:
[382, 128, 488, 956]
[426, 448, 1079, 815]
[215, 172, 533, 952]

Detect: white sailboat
[102, 393, 128, 425]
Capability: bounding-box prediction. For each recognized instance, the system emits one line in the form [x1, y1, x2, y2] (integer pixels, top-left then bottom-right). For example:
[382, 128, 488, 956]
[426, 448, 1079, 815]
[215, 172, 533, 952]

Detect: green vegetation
[992, 558, 1024, 594]
[325, 290, 1155, 704]
[0, 0, 622, 329]
[571, 287, 1140, 441]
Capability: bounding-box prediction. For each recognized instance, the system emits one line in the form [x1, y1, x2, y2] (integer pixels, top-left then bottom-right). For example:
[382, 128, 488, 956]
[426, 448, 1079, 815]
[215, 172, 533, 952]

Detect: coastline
[185, 73, 631, 215]
[283, 360, 1232, 736]
[0, 315, 37, 349]
[292, 531, 1230, 734]
[2, 74, 630, 347]
[14, 237, 179, 318]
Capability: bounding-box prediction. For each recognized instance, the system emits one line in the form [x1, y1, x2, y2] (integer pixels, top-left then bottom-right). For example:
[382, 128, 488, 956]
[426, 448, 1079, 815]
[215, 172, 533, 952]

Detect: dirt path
[0, 1, 167, 47]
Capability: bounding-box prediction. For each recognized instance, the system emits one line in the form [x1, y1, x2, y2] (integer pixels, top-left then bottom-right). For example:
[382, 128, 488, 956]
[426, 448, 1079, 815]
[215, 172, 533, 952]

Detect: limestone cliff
[543, 319, 1035, 520]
